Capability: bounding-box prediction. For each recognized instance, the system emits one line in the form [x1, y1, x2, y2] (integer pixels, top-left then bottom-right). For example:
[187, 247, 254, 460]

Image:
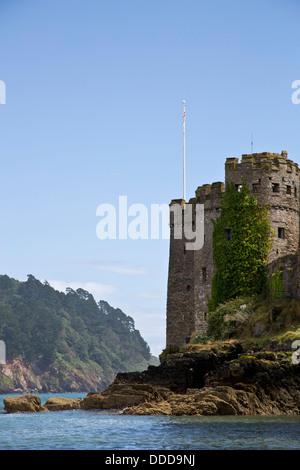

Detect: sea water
[0, 393, 300, 450]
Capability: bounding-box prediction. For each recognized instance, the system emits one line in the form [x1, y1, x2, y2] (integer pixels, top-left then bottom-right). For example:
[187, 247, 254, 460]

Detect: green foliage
[0, 274, 151, 380]
[268, 269, 284, 300]
[193, 333, 213, 345]
[207, 296, 254, 340]
[209, 180, 272, 310]
[207, 293, 300, 343]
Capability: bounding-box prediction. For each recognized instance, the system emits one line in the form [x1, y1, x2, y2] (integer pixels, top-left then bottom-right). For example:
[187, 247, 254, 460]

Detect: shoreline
[2, 340, 300, 416]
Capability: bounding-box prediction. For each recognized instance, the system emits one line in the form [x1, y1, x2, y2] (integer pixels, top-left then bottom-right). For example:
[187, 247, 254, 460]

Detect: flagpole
[183, 100, 186, 201]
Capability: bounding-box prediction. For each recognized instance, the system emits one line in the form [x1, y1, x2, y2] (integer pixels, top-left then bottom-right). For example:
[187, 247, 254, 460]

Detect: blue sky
[0, 0, 300, 356]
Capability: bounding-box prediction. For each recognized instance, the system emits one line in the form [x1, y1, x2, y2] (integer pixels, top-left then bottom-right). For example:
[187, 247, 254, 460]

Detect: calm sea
[0, 393, 300, 451]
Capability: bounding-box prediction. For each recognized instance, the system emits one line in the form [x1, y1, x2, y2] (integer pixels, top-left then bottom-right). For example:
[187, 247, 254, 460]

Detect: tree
[209, 179, 272, 310]
[0, 274, 152, 376]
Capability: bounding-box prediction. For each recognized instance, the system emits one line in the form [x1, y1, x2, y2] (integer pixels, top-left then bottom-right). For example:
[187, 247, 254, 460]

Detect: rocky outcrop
[44, 397, 82, 411]
[122, 386, 267, 416]
[3, 395, 83, 413]
[103, 340, 300, 416]
[121, 343, 300, 416]
[115, 341, 243, 392]
[81, 383, 161, 410]
[3, 395, 48, 413]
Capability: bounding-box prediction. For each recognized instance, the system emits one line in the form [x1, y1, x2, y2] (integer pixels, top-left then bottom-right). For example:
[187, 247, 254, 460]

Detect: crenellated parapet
[225, 151, 299, 176]
[195, 182, 224, 208]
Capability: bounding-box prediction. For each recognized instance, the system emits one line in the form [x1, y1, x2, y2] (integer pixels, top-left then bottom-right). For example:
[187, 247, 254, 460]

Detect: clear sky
[0, 0, 300, 357]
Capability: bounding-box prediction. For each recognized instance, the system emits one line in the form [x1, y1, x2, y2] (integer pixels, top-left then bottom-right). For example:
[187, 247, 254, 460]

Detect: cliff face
[0, 359, 111, 394]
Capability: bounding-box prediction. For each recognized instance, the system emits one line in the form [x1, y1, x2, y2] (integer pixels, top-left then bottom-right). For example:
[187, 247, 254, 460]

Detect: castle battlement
[195, 182, 224, 204]
[225, 151, 299, 174]
[169, 198, 186, 207]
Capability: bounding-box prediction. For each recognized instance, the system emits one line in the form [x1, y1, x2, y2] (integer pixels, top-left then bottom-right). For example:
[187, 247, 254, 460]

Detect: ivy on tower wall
[208, 179, 272, 310]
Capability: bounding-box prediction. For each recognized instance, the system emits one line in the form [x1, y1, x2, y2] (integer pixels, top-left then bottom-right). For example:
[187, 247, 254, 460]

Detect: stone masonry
[166, 151, 300, 349]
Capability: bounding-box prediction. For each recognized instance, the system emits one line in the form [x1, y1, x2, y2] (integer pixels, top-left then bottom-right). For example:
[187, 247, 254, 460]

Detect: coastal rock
[3, 394, 47, 413]
[118, 346, 300, 416]
[81, 383, 161, 410]
[123, 400, 173, 415]
[123, 386, 266, 416]
[44, 396, 82, 411]
[116, 341, 243, 392]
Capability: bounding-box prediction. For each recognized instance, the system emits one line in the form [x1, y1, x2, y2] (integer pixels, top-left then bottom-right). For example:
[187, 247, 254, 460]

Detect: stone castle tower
[166, 151, 300, 349]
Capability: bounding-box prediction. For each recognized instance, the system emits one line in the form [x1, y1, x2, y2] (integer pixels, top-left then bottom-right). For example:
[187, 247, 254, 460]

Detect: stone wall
[166, 199, 195, 349]
[268, 253, 300, 300]
[193, 182, 224, 335]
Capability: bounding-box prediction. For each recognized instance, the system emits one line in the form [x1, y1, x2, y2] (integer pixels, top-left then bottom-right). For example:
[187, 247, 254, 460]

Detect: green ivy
[208, 179, 272, 310]
[268, 269, 284, 300]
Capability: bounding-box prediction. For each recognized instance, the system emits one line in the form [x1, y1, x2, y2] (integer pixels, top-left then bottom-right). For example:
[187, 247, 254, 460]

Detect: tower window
[286, 185, 292, 195]
[295, 187, 297, 197]
[252, 183, 261, 193]
[186, 284, 191, 292]
[235, 184, 242, 192]
[272, 183, 280, 193]
[202, 267, 207, 282]
[225, 228, 232, 241]
[278, 228, 285, 239]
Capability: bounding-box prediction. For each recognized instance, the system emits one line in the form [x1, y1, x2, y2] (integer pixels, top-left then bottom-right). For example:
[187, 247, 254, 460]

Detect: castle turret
[166, 199, 195, 349]
[166, 150, 300, 350]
